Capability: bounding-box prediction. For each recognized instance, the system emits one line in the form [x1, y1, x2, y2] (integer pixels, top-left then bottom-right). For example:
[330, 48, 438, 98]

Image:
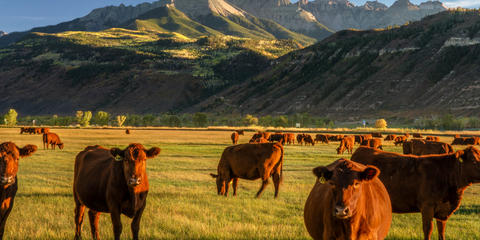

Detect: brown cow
[297, 134, 304, 145]
[394, 136, 408, 146]
[337, 136, 354, 154]
[73, 144, 161, 240]
[0, 142, 37, 239]
[328, 135, 344, 141]
[231, 132, 240, 145]
[425, 136, 440, 142]
[454, 134, 460, 138]
[314, 134, 329, 144]
[303, 134, 315, 146]
[250, 137, 269, 143]
[354, 135, 363, 144]
[210, 143, 283, 198]
[304, 159, 391, 240]
[268, 133, 286, 145]
[371, 132, 383, 138]
[19, 127, 27, 134]
[285, 133, 295, 145]
[351, 146, 480, 240]
[465, 136, 480, 145]
[262, 132, 271, 140]
[249, 132, 263, 143]
[361, 138, 383, 150]
[42, 132, 64, 150]
[403, 139, 454, 155]
[34, 128, 42, 134]
[41, 127, 50, 134]
[235, 130, 245, 135]
[125, 129, 131, 134]
[404, 133, 410, 138]
[413, 133, 423, 138]
[384, 134, 396, 141]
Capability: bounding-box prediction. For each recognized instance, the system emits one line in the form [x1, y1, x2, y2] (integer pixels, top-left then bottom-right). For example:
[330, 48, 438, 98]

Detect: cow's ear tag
[459, 158, 463, 163]
[319, 173, 326, 184]
[115, 155, 122, 161]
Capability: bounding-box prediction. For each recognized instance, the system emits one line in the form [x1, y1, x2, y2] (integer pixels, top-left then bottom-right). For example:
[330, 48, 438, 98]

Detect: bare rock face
[0, 31, 6, 37]
[173, 0, 246, 18]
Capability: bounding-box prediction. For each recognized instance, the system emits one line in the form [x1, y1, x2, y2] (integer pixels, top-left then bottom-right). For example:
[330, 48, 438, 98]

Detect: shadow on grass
[17, 192, 72, 198]
[455, 204, 480, 215]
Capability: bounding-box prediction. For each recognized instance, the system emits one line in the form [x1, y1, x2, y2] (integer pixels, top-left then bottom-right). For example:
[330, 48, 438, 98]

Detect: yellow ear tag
[115, 156, 122, 161]
[459, 158, 463, 163]
[319, 173, 326, 184]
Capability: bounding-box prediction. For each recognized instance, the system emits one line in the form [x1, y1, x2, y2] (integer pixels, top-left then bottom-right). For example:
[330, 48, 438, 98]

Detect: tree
[193, 113, 208, 127]
[4, 109, 18, 126]
[375, 119, 387, 129]
[117, 115, 127, 127]
[93, 111, 110, 126]
[243, 114, 259, 126]
[274, 116, 289, 128]
[79, 111, 92, 127]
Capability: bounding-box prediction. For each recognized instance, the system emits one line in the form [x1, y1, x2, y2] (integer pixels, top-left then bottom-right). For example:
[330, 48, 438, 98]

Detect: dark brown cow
[231, 132, 240, 145]
[235, 130, 245, 135]
[465, 136, 480, 145]
[74, 144, 161, 240]
[125, 129, 131, 135]
[250, 137, 269, 143]
[210, 143, 284, 198]
[351, 146, 480, 240]
[19, 127, 28, 134]
[404, 133, 410, 138]
[41, 127, 50, 134]
[337, 136, 354, 154]
[361, 138, 383, 150]
[268, 133, 286, 145]
[384, 134, 396, 141]
[413, 133, 423, 138]
[0, 142, 37, 239]
[42, 132, 64, 150]
[297, 134, 304, 145]
[250, 132, 263, 143]
[303, 134, 315, 146]
[304, 159, 391, 240]
[394, 136, 408, 146]
[285, 133, 295, 145]
[314, 134, 329, 144]
[403, 139, 454, 155]
[425, 136, 440, 142]
[454, 134, 460, 138]
[354, 135, 363, 144]
[371, 132, 383, 138]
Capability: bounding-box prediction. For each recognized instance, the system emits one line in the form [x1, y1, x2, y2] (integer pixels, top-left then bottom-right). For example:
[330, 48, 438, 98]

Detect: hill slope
[193, 11, 480, 118]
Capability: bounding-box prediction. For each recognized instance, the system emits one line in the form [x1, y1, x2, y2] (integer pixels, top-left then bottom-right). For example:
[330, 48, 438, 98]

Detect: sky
[0, 0, 478, 33]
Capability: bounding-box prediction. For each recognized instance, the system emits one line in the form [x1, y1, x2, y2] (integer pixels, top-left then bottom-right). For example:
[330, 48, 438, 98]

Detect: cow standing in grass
[210, 143, 284, 198]
[42, 132, 64, 150]
[0, 142, 37, 240]
[337, 136, 354, 154]
[231, 130, 244, 145]
[73, 144, 161, 240]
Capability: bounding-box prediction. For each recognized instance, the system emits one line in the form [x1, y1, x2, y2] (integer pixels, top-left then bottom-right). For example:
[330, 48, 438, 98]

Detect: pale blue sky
[0, 0, 477, 33]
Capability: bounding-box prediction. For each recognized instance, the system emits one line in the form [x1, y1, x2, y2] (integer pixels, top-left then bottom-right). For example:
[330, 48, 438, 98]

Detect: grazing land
[1, 128, 479, 239]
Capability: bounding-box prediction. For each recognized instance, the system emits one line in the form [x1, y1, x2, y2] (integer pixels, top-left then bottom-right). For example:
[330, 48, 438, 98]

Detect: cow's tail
[278, 144, 284, 184]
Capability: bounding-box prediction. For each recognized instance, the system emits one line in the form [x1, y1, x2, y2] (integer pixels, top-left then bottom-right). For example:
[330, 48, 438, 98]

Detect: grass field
[1, 128, 479, 239]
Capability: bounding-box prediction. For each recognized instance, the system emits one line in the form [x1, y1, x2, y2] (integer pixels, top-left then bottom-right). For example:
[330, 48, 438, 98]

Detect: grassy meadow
[0, 128, 479, 239]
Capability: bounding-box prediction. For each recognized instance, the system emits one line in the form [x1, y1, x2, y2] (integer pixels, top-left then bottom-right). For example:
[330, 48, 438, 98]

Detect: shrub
[4, 109, 18, 126]
[117, 115, 127, 127]
[242, 114, 259, 126]
[193, 113, 208, 127]
[76, 111, 92, 127]
[92, 111, 110, 126]
[375, 119, 387, 129]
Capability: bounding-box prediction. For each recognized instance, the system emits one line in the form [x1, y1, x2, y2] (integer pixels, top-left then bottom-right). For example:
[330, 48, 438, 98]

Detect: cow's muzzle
[128, 178, 141, 186]
[0, 176, 15, 185]
[334, 206, 351, 219]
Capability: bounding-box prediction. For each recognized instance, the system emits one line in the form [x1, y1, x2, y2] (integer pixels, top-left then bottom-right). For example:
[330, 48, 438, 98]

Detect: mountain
[0, 31, 6, 37]
[193, 10, 480, 118]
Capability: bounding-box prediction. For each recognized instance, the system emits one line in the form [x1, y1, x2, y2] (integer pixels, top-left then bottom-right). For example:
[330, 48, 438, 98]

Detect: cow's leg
[88, 210, 100, 240]
[110, 211, 123, 240]
[272, 172, 281, 198]
[421, 207, 434, 240]
[256, 178, 269, 198]
[0, 200, 14, 240]
[436, 219, 447, 240]
[232, 178, 239, 196]
[224, 178, 230, 197]
[74, 202, 86, 240]
[131, 203, 146, 240]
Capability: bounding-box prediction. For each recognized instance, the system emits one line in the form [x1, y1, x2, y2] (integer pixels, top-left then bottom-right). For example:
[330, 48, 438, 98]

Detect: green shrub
[4, 109, 18, 126]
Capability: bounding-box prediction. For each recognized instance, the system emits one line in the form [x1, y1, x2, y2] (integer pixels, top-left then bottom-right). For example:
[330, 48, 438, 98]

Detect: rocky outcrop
[173, 0, 246, 18]
[0, 31, 6, 37]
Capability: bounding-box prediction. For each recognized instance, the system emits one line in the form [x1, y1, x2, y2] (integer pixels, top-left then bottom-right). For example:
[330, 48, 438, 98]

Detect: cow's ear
[19, 145, 37, 157]
[359, 166, 379, 181]
[110, 148, 124, 159]
[210, 173, 218, 178]
[146, 147, 161, 159]
[313, 166, 333, 183]
[455, 150, 465, 163]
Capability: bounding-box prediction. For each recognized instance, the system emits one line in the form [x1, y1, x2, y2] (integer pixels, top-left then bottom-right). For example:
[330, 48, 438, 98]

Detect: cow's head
[58, 143, 64, 150]
[336, 142, 345, 154]
[0, 142, 37, 185]
[313, 159, 380, 219]
[209, 173, 225, 195]
[110, 144, 161, 187]
[457, 147, 480, 183]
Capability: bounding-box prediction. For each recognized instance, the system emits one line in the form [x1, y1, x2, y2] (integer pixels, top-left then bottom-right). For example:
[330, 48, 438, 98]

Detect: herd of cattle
[223, 130, 480, 240]
[1, 128, 479, 240]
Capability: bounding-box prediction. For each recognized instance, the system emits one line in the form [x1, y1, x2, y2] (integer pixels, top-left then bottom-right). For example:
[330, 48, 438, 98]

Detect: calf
[210, 143, 283, 198]
[304, 159, 391, 240]
[337, 136, 354, 154]
[351, 146, 480, 240]
[0, 142, 37, 239]
[74, 144, 161, 240]
[42, 132, 64, 150]
[231, 132, 240, 145]
[361, 138, 383, 150]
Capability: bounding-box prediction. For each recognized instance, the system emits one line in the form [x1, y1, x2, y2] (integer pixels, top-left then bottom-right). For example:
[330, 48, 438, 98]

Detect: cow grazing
[285, 133, 295, 145]
[250, 137, 268, 143]
[384, 134, 396, 141]
[351, 146, 480, 240]
[337, 136, 354, 154]
[304, 159, 391, 240]
[454, 134, 460, 138]
[73, 144, 161, 240]
[0, 142, 37, 239]
[210, 143, 284, 198]
[34, 128, 42, 134]
[42, 132, 64, 150]
[314, 134, 329, 144]
[394, 136, 408, 146]
[404, 133, 410, 138]
[328, 135, 344, 141]
[235, 130, 245, 135]
[41, 127, 50, 134]
[303, 134, 315, 146]
[403, 139, 454, 155]
[371, 132, 383, 138]
[361, 138, 383, 150]
[451, 137, 479, 146]
[250, 132, 263, 143]
[19, 127, 27, 134]
[125, 129, 131, 135]
[261, 132, 271, 140]
[354, 135, 363, 144]
[425, 136, 440, 142]
[268, 133, 286, 145]
[297, 134, 304, 145]
[413, 133, 423, 138]
[231, 132, 240, 145]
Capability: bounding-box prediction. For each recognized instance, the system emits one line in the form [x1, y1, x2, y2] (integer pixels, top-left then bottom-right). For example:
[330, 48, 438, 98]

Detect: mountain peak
[0, 31, 6, 37]
[173, 0, 246, 17]
[363, 1, 387, 11]
[389, 0, 419, 10]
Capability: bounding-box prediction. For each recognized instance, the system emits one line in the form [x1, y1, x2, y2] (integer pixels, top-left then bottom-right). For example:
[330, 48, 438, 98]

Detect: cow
[351, 146, 480, 240]
[268, 133, 286, 145]
[425, 136, 440, 142]
[402, 139, 454, 155]
[210, 143, 284, 198]
[42, 132, 64, 150]
[304, 159, 391, 240]
[362, 134, 373, 141]
[303, 134, 315, 146]
[337, 136, 354, 154]
[261, 132, 271, 140]
[250, 137, 269, 143]
[454, 134, 460, 138]
[235, 130, 245, 135]
[384, 134, 396, 141]
[452, 137, 479, 145]
[0, 142, 37, 239]
[413, 133, 423, 138]
[73, 144, 161, 240]
[41, 127, 50, 134]
[371, 132, 383, 138]
[451, 137, 466, 145]
[285, 133, 295, 145]
[394, 136, 408, 146]
[126, 129, 131, 135]
[250, 132, 263, 143]
[34, 128, 42, 134]
[314, 134, 329, 144]
[361, 138, 383, 150]
[231, 132, 240, 145]
[354, 135, 363, 144]
[297, 134, 304, 145]
[19, 127, 28, 134]
[404, 133, 410, 138]
[328, 135, 344, 141]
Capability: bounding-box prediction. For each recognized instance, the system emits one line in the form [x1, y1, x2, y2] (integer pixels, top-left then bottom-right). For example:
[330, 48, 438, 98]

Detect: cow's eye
[353, 182, 360, 188]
